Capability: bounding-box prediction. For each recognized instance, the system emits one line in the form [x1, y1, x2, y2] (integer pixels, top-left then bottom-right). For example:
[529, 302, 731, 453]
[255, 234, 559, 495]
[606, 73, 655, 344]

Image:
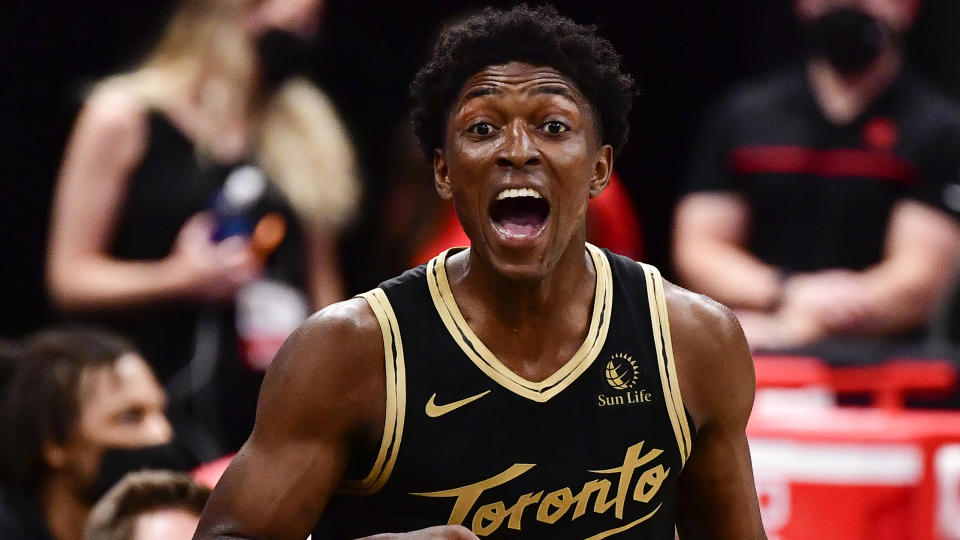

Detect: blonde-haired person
[47, 0, 359, 453]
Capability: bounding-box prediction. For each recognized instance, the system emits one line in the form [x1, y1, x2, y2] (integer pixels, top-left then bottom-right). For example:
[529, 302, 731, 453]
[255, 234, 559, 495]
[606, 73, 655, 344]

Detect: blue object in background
[211, 165, 268, 242]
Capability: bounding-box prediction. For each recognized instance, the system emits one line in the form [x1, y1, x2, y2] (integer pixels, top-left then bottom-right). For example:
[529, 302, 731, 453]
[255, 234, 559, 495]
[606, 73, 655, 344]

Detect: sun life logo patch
[605, 352, 640, 390]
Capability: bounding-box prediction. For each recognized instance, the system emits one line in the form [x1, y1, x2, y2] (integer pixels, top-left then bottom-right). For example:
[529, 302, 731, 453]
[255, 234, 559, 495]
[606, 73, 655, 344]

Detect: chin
[474, 230, 565, 283]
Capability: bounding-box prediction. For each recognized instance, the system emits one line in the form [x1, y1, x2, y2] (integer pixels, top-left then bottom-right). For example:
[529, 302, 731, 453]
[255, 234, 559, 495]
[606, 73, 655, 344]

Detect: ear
[42, 441, 69, 470]
[589, 145, 614, 198]
[433, 148, 453, 200]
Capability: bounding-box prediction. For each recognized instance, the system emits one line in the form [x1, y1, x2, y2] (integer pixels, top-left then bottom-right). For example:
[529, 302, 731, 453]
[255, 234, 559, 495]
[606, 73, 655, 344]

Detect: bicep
[882, 200, 960, 274]
[195, 301, 385, 539]
[670, 296, 765, 539]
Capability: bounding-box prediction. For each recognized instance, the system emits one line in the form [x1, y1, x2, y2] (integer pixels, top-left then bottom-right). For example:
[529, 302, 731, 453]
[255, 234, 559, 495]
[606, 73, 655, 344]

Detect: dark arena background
[6, 0, 959, 335]
[4, 1, 960, 538]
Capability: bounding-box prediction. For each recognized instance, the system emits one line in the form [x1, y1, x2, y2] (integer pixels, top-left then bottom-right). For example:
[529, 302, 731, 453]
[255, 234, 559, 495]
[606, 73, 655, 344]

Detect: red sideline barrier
[753, 355, 958, 409]
[192, 453, 235, 488]
[750, 355, 960, 539]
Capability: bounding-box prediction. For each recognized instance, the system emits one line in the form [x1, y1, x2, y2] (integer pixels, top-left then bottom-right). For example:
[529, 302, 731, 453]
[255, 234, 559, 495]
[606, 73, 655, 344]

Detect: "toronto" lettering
[410, 440, 669, 536]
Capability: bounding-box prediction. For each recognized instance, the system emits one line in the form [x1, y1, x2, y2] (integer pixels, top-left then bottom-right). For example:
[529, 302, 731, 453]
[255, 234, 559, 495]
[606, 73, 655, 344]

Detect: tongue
[499, 213, 543, 236]
[492, 197, 547, 237]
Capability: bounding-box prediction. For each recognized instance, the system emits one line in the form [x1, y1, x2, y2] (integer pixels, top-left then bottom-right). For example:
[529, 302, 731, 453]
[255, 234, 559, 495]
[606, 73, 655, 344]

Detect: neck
[168, 65, 258, 162]
[40, 477, 90, 540]
[807, 48, 902, 124]
[454, 232, 594, 329]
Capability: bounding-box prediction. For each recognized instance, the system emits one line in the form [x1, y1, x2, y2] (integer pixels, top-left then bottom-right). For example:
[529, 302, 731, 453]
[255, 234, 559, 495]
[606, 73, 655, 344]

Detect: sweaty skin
[193, 63, 765, 540]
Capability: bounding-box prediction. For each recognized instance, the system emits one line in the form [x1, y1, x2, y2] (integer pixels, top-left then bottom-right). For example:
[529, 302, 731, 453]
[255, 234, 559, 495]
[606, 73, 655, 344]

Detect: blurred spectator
[84, 470, 210, 540]
[0, 328, 194, 540]
[674, 0, 960, 352]
[46, 0, 360, 453]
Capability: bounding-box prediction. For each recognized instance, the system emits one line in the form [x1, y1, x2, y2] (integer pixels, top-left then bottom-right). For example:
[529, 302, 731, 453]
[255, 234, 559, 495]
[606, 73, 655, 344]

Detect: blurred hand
[167, 212, 263, 302]
[781, 270, 879, 334]
[734, 309, 824, 350]
[355, 525, 480, 540]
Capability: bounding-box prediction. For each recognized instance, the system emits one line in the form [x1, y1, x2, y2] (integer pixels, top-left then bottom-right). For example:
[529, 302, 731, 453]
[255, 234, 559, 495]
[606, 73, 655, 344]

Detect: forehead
[79, 354, 163, 414]
[454, 62, 589, 111]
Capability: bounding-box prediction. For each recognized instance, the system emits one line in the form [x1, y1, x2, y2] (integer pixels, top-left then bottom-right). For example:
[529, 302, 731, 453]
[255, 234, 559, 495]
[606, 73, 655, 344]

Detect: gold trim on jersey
[638, 263, 693, 466]
[340, 288, 406, 495]
[426, 243, 612, 402]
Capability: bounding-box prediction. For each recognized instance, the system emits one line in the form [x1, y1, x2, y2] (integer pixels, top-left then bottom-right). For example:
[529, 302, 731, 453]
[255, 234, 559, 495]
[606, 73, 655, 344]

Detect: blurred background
[3, 0, 960, 539]
[7, 0, 959, 337]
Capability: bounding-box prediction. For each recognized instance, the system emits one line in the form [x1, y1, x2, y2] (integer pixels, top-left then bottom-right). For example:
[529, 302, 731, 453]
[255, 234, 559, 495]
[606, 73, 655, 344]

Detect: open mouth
[489, 187, 550, 239]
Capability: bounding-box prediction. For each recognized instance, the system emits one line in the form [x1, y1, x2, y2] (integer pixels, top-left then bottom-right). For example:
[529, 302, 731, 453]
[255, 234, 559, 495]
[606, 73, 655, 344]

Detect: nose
[496, 119, 541, 168]
[142, 412, 174, 446]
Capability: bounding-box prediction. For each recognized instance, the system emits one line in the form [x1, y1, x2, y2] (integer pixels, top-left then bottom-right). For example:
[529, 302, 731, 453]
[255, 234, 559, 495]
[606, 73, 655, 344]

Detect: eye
[467, 122, 496, 136]
[542, 120, 569, 135]
[116, 407, 145, 425]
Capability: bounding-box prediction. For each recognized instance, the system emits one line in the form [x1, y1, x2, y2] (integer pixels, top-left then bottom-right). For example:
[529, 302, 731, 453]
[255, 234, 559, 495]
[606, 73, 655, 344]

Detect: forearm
[857, 260, 958, 335]
[48, 255, 194, 312]
[675, 239, 782, 311]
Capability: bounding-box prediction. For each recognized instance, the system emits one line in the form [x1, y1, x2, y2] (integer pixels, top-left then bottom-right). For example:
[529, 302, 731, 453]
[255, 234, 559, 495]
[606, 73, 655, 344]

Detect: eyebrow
[460, 83, 579, 104]
[464, 86, 501, 100]
[533, 84, 576, 100]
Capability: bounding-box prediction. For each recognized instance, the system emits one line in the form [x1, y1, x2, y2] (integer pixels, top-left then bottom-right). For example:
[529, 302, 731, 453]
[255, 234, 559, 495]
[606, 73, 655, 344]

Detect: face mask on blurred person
[804, 8, 893, 75]
[82, 439, 199, 504]
[256, 28, 316, 91]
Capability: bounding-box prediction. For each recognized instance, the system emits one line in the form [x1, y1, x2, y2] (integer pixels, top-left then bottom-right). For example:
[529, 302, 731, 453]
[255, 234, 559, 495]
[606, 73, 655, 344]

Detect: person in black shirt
[195, 5, 765, 539]
[675, 0, 960, 351]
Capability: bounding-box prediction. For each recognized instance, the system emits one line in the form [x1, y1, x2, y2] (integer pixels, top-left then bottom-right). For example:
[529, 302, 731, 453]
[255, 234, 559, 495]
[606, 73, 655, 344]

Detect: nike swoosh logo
[425, 390, 491, 418]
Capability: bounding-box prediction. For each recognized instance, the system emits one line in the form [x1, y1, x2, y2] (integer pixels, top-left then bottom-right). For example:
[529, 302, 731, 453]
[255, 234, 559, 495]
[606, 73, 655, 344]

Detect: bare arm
[47, 84, 259, 312]
[194, 298, 386, 539]
[666, 283, 766, 539]
[673, 193, 782, 311]
[768, 200, 960, 341]
[855, 200, 960, 334]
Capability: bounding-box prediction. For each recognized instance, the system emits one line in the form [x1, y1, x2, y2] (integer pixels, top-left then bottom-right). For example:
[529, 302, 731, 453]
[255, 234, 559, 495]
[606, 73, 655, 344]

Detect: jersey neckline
[426, 243, 613, 402]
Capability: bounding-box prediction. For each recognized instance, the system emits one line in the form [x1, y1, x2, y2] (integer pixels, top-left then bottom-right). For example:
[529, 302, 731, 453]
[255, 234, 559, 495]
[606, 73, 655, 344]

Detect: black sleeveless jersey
[319, 245, 694, 539]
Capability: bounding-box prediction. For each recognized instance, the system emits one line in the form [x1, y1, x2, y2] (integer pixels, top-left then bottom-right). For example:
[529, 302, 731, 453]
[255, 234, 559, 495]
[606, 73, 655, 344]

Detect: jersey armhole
[637, 262, 694, 468]
[338, 288, 406, 495]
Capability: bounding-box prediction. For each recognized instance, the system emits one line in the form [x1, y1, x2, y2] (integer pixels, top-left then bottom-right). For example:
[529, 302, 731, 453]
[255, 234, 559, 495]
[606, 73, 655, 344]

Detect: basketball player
[194, 5, 766, 539]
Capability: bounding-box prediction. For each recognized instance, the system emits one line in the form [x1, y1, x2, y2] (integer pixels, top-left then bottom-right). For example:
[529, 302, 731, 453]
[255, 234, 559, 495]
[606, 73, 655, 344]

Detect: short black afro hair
[410, 4, 635, 161]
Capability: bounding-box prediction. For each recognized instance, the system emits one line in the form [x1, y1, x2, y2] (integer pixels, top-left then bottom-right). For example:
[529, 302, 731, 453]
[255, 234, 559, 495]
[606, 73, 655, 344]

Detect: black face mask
[805, 8, 892, 75]
[256, 28, 316, 91]
[82, 439, 199, 503]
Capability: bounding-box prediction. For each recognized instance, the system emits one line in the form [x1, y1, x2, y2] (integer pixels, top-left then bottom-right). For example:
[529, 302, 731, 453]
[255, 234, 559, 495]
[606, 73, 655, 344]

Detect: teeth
[496, 187, 543, 200]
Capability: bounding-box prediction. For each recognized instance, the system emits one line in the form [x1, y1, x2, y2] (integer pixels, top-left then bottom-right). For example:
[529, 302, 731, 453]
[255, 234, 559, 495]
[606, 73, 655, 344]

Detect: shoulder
[661, 280, 755, 431]
[68, 80, 150, 165]
[78, 80, 149, 138]
[267, 296, 383, 387]
[255, 296, 385, 434]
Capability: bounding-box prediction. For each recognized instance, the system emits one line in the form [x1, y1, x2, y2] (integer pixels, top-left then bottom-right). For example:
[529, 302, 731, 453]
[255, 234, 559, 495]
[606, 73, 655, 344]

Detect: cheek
[61, 437, 104, 482]
[864, 0, 914, 30]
